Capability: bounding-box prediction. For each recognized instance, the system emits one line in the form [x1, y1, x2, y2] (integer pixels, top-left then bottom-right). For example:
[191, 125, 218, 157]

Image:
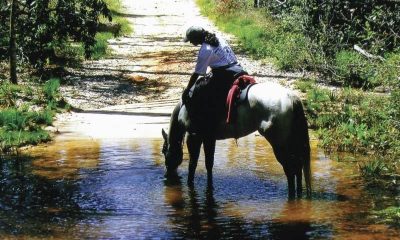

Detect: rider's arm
[182, 44, 212, 103]
[182, 72, 198, 104]
[186, 73, 199, 91]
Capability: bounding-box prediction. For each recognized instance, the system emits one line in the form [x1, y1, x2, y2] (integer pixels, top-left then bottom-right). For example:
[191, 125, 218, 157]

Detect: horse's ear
[162, 128, 168, 141]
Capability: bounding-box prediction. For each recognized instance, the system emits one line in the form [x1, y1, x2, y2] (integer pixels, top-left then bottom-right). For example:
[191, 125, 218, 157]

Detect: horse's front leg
[203, 137, 216, 184]
[187, 133, 202, 185]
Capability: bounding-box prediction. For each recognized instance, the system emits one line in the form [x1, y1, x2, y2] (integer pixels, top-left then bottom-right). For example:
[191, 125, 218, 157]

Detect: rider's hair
[204, 31, 219, 47]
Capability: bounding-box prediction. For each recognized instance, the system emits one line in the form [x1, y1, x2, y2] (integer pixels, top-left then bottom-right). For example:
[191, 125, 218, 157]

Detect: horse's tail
[293, 98, 312, 196]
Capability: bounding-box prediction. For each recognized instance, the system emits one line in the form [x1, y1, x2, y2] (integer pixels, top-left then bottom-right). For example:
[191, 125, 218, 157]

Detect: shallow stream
[0, 113, 399, 239]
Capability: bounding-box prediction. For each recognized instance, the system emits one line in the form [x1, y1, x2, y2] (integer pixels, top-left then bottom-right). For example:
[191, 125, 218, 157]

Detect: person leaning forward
[182, 26, 247, 134]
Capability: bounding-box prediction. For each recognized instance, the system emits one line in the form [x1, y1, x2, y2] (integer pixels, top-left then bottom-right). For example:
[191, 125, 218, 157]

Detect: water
[1, 114, 399, 239]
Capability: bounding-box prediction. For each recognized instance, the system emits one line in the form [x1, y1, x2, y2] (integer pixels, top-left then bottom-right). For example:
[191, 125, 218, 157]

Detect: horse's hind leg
[203, 137, 216, 185]
[187, 133, 202, 184]
[271, 144, 297, 199]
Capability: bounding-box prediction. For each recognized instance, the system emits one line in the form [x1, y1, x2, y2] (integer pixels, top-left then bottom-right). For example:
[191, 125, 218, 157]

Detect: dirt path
[61, 0, 303, 112]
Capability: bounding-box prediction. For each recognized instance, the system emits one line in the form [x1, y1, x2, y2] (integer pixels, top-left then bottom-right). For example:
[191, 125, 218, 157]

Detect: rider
[182, 26, 247, 134]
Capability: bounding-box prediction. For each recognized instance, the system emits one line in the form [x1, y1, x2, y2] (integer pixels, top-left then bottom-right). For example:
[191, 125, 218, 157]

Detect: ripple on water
[1, 135, 399, 239]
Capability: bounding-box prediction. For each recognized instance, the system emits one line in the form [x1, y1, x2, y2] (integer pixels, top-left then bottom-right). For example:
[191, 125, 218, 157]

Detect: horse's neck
[169, 103, 185, 147]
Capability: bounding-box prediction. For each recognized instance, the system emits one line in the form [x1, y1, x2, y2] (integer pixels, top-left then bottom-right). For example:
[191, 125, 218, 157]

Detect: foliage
[334, 50, 374, 88]
[374, 207, 400, 226]
[256, 0, 400, 55]
[0, 128, 51, 153]
[0, 82, 24, 107]
[359, 158, 389, 179]
[303, 85, 398, 154]
[0, 78, 68, 153]
[302, 0, 400, 55]
[0, 108, 53, 131]
[203, 0, 400, 87]
[197, 0, 312, 70]
[0, 0, 112, 70]
[90, 32, 114, 60]
[284, 0, 400, 86]
[215, 0, 248, 14]
[0, 107, 54, 153]
[42, 78, 61, 102]
[0, 0, 8, 58]
[295, 79, 400, 182]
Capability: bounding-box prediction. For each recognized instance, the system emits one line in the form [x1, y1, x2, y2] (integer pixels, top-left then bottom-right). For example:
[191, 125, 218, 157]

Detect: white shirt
[194, 36, 237, 75]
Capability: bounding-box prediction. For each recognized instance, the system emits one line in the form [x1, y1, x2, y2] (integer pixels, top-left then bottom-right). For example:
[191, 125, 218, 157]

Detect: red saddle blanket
[226, 75, 256, 123]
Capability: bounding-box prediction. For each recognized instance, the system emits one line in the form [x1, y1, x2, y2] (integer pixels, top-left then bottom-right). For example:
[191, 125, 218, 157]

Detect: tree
[9, 0, 17, 84]
[254, 0, 259, 8]
[0, 0, 112, 79]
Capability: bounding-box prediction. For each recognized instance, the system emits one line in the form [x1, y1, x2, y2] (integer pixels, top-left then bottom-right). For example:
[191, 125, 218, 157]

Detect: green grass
[359, 159, 389, 179]
[43, 78, 61, 101]
[0, 108, 54, 153]
[0, 78, 69, 154]
[91, 32, 115, 59]
[303, 85, 397, 153]
[374, 207, 400, 226]
[0, 82, 22, 107]
[196, 0, 312, 70]
[65, 0, 133, 60]
[0, 129, 51, 153]
[294, 80, 399, 182]
[105, 0, 132, 35]
[90, 0, 133, 59]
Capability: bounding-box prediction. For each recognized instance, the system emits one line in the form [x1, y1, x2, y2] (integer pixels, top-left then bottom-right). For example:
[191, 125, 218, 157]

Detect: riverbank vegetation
[0, 78, 68, 153]
[0, 0, 131, 153]
[197, 0, 399, 224]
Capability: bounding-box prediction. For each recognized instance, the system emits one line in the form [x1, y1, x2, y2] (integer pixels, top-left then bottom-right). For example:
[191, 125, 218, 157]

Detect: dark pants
[187, 64, 247, 135]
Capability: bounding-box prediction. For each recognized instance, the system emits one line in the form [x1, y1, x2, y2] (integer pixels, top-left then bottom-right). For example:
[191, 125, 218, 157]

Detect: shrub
[0, 82, 21, 107]
[374, 207, 400, 226]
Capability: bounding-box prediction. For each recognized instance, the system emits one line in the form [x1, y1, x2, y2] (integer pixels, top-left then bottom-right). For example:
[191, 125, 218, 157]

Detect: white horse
[162, 81, 311, 198]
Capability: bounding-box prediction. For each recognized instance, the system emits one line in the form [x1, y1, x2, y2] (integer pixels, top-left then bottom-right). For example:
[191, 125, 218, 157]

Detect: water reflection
[0, 133, 399, 239]
[163, 179, 334, 239]
[30, 140, 101, 179]
[0, 155, 83, 238]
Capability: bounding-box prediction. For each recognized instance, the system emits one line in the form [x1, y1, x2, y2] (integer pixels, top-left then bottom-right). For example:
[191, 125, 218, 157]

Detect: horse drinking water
[162, 81, 311, 198]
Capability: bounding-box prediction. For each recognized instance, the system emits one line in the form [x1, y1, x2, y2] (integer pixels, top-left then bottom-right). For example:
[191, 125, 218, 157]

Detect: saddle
[185, 72, 255, 133]
[225, 75, 257, 123]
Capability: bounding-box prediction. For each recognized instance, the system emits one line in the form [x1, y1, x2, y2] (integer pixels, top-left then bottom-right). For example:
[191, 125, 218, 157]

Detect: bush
[0, 0, 112, 70]
[334, 50, 376, 88]
[0, 82, 22, 107]
[248, 0, 400, 86]
[0, 129, 51, 153]
[197, 0, 312, 71]
[374, 207, 400, 226]
[0, 108, 53, 132]
[300, 82, 398, 154]
[0, 78, 67, 153]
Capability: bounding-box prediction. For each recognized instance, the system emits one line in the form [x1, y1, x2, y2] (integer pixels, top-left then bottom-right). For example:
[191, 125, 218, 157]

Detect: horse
[161, 81, 311, 198]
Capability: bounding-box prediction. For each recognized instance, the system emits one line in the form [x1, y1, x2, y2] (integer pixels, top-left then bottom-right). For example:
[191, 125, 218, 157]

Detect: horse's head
[162, 128, 183, 176]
